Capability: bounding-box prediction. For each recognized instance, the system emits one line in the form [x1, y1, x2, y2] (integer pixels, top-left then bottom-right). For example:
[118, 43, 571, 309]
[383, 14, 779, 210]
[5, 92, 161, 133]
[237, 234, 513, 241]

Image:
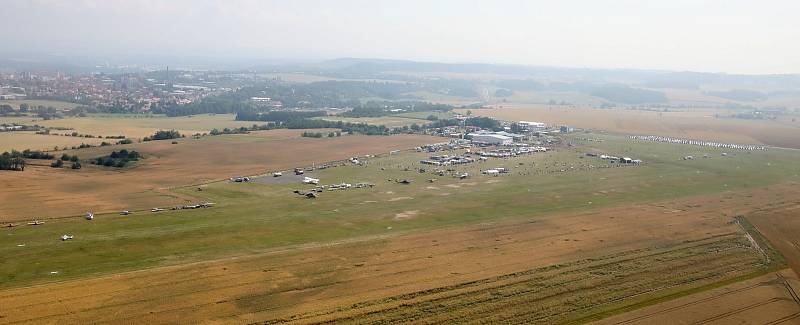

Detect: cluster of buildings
[468, 130, 524, 145]
[0, 70, 229, 112]
[249, 97, 283, 108]
[429, 119, 575, 146]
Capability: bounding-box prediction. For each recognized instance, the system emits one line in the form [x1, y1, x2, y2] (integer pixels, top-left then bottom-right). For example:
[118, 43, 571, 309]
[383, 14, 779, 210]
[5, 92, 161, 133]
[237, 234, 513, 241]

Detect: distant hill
[316, 58, 800, 91]
[707, 89, 768, 102]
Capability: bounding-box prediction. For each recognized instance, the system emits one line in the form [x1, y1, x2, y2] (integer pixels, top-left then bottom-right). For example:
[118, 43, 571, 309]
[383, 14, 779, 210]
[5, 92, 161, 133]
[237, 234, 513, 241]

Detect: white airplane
[60, 234, 74, 241]
[151, 208, 164, 212]
[303, 177, 320, 185]
[272, 172, 283, 177]
[120, 210, 131, 215]
[85, 212, 94, 220]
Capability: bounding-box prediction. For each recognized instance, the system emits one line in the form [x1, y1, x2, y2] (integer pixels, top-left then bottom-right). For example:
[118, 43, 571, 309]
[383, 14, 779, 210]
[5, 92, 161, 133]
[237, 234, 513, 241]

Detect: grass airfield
[2, 132, 800, 323]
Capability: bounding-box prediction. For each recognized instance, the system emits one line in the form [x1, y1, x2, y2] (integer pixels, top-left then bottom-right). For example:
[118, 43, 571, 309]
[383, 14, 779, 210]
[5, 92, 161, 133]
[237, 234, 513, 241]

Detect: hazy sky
[2, 0, 799, 74]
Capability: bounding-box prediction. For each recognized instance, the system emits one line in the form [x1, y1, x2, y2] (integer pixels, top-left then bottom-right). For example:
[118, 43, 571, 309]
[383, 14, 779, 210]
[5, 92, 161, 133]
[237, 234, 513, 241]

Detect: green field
[2, 133, 798, 289]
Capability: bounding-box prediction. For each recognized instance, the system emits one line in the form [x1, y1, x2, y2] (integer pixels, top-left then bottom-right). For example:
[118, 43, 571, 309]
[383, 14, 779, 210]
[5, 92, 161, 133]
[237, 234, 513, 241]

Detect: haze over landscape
[1, 1, 800, 324]
[3, 0, 800, 73]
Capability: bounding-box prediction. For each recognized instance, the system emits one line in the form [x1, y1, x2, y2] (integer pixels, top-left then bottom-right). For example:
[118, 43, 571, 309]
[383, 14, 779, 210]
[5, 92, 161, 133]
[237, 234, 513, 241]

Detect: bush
[50, 159, 64, 168]
[71, 161, 81, 169]
[144, 130, 182, 141]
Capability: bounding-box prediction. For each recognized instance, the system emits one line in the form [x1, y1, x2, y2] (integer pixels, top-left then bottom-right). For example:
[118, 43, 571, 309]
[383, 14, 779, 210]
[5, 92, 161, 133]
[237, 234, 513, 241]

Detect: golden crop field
[459, 105, 800, 148]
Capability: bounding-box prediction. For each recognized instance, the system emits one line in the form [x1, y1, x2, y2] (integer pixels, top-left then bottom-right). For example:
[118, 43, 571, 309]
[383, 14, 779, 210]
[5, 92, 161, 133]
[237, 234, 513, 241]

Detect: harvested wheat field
[28, 113, 258, 139]
[0, 184, 794, 324]
[0, 131, 439, 220]
[0, 132, 108, 152]
[459, 105, 800, 148]
[592, 269, 800, 325]
[749, 202, 800, 278]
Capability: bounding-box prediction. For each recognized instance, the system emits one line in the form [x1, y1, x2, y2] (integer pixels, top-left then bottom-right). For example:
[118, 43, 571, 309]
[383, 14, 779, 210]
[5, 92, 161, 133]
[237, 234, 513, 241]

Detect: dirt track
[1, 184, 797, 324]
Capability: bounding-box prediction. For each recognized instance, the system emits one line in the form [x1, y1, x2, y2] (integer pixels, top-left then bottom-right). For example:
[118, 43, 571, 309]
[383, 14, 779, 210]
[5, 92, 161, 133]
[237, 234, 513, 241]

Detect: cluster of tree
[67, 143, 95, 150]
[29, 106, 66, 120]
[421, 116, 502, 131]
[283, 119, 390, 135]
[50, 159, 81, 169]
[154, 98, 255, 117]
[341, 101, 452, 118]
[0, 154, 25, 171]
[153, 79, 477, 117]
[235, 111, 327, 122]
[143, 130, 183, 141]
[589, 85, 667, 104]
[60, 154, 80, 162]
[209, 127, 251, 135]
[301, 131, 342, 138]
[91, 149, 141, 168]
[301, 131, 324, 138]
[11, 149, 55, 160]
[0, 104, 24, 117]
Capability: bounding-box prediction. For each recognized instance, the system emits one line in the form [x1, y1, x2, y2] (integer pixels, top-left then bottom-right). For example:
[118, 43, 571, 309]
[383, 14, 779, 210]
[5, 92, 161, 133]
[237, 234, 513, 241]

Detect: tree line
[340, 101, 452, 118]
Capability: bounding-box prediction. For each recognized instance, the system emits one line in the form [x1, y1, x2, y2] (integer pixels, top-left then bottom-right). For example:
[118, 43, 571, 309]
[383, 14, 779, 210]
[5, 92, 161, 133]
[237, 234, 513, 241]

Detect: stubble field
[459, 105, 800, 149]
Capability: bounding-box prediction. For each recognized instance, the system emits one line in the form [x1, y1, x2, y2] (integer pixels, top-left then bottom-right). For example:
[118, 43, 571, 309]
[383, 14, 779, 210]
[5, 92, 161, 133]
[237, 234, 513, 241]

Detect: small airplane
[28, 220, 45, 226]
[5, 223, 19, 228]
[60, 234, 74, 241]
[272, 172, 283, 177]
[120, 210, 131, 215]
[303, 177, 320, 185]
[85, 212, 94, 220]
[151, 208, 164, 212]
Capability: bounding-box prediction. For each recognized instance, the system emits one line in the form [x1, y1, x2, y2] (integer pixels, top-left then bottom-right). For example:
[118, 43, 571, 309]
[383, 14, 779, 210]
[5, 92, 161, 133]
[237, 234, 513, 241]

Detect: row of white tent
[630, 135, 767, 151]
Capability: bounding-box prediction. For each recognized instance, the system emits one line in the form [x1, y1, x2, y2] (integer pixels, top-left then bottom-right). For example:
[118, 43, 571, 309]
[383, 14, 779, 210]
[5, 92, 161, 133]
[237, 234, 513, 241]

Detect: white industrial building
[469, 133, 513, 145]
[518, 121, 547, 131]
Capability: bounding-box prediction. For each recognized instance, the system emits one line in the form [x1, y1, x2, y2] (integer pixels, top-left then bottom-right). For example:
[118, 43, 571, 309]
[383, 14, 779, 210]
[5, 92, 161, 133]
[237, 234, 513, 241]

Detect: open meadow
[459, 105, 800, 149]
[1, 132, 800, 323]
[0, 130, 439, 220]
